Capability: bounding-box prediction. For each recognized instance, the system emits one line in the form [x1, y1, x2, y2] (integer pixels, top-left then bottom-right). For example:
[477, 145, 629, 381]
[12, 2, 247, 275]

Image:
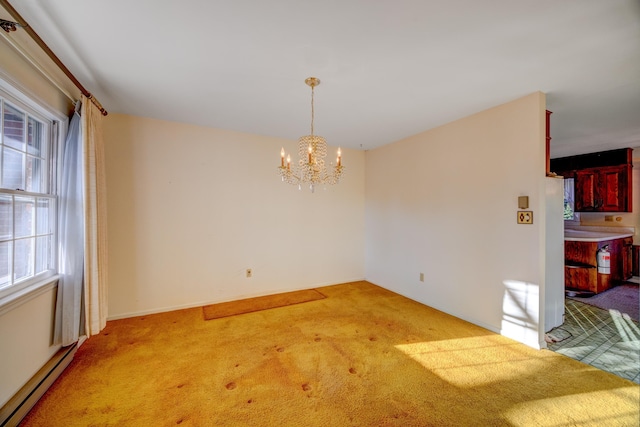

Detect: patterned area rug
[570, 284, 639, 323]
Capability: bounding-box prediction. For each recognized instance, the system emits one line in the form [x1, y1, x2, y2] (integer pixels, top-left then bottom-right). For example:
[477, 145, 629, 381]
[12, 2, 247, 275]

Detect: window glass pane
[564, 178, 575, 220]
[36, 198, 50, 235]
[14, 196, 35, 238]
[0, 194, 12, 240]
[3, 103, 25, 150]
[14, 237, 34, 282]
[26, 156, 43, 192]
[35, 235, 51, 274]
[27, 117, 44, 156]
[2, 147, 25, 190]
[0, 241, 11, 288]
[0, 91, 56, 293]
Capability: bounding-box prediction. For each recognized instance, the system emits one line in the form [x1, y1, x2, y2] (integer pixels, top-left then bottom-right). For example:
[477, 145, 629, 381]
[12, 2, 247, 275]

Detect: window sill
[0, 275, 60, 317]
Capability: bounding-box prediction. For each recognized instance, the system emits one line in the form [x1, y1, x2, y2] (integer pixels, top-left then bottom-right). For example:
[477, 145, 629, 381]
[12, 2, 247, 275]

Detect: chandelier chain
[310, 85, 315, 136]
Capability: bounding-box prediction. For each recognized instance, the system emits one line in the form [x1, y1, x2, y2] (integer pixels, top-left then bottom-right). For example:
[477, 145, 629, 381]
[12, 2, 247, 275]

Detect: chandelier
[279, 77, 343, 192]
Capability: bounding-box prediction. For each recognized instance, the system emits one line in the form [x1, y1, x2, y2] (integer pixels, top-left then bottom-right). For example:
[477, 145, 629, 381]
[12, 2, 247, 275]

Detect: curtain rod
[0, 0, 107, 116]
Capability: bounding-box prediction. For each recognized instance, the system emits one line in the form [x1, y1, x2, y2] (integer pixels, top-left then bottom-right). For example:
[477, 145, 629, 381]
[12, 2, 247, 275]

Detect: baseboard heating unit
[0, 343, 77, 427]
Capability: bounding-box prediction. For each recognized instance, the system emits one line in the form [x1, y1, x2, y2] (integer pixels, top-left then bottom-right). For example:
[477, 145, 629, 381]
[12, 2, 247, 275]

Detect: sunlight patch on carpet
[395, 336, 554, 387]
[203, 289, 326, 320]
[502, 387, 640, 427]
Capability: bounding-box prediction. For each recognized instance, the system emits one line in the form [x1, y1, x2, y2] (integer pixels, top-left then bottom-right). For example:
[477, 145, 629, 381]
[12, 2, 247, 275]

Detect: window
[0, 93, 57, 297]
[563, 177, 579, 222]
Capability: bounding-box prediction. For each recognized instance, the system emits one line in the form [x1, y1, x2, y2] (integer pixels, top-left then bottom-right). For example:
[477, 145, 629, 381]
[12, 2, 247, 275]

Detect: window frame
[0, 76, 66, 305]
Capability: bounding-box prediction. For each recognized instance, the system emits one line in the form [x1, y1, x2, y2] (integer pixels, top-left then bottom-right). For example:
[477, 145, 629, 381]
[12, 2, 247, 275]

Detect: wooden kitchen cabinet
[622, 237, 633, 281]
[565, 263, 601, 294]
[575, 165, 632, 212]
[565, 240, 609, 294]
[574, 169, 598, 211]
[565, 237, 630, 293]
[551, 148, 633, 213]
[545, 110, 552, 175]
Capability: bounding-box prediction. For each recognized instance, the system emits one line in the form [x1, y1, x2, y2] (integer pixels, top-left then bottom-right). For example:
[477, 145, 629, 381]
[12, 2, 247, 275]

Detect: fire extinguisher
[597, 245, 610, 274]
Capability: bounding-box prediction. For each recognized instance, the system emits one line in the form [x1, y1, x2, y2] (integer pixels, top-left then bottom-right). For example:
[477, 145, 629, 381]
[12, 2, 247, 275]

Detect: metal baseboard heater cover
[0, 343, 77, 427]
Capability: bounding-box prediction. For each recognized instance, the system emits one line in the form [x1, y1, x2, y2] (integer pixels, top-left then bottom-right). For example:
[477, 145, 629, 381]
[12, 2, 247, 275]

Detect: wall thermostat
[518, 196, 529, 209]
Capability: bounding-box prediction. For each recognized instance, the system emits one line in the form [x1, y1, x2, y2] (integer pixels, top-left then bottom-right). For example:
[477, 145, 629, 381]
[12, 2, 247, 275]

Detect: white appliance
[544, 176, 565, 332]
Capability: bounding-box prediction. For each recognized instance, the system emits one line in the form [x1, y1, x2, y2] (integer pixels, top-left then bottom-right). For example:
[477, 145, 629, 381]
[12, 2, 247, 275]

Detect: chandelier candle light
[279, 77, 343, 192]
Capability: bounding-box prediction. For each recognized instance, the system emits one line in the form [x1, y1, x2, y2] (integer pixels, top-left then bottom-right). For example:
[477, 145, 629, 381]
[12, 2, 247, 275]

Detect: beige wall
[0, 287, 59, 406]
[365, 92, 551, 349]
[104, 114, 366, 319]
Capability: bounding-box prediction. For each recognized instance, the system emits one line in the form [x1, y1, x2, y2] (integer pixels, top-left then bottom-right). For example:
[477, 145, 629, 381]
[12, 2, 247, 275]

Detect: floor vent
[0, 343, 77, 427]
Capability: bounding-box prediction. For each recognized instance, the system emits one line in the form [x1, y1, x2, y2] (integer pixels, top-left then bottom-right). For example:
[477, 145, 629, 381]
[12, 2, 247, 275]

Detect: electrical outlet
[246, 268, 252, 278]
[420, 273, 424, 282]
[517, 211, 533, 224]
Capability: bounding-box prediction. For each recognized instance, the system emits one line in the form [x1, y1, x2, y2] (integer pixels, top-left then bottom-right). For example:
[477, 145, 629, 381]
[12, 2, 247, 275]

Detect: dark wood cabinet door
[600, 166, 628, 212]
[575, 165, 631, 212]
[575, 170, 598, 211]
[622, 238, 633, 281]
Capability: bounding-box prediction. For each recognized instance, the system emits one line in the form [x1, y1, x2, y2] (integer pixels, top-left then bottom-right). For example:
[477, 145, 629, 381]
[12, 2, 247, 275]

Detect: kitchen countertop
[564, 227, 634, 242]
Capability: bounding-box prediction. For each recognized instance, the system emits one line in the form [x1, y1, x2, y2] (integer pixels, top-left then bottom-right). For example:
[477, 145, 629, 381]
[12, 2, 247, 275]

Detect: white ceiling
[4, 0, 640, 157]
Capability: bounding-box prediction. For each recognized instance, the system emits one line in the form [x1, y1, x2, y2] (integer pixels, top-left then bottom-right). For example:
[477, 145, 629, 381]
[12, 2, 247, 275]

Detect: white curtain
[54, 96, 109, 345]
[54, 102, 84, 346]
[81, 94, 109, 337]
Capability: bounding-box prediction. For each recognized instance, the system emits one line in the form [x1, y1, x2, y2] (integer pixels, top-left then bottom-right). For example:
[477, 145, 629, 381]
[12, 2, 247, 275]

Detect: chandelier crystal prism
[278, 77, 343, 192]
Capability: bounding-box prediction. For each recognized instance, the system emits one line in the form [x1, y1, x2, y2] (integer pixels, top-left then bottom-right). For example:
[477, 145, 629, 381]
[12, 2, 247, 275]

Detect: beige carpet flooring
[20, 281, 640, 426]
